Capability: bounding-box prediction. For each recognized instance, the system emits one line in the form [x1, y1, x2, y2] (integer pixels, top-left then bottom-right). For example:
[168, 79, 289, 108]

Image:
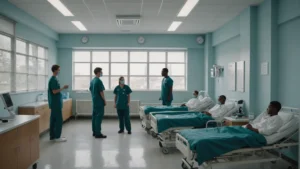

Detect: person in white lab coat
[202, 95, 228, 119]
[245, 101, 283, 136]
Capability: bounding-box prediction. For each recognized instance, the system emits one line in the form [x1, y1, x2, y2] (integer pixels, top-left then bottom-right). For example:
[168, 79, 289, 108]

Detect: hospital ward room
[0, 0, 300, 169]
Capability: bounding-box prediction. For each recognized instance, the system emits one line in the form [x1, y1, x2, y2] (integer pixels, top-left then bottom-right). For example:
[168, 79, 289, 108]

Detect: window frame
[72, 49, 187, 91]
[0, 15, 49, 94]
[0, 31, 14, 93]
[15, 38, 49, 92]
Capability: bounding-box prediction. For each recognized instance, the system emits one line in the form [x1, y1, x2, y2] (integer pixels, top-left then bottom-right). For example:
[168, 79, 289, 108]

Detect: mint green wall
[204, 33, 214, 97]
[212, 8, 256, 113]
[255, 0, 278, 113]
[277, 0, 300, 162]
[0, 1, 58, 117]
[277, 0, 300, 109]
[0, 0, 58, 40]
[210, 0, 299, 162]
[58, 34, 203, 49]
[278, 0, 300, 24]
[213, 36, 241, 100]
[57, 34, 205, 107]
[212, 18, 240, 46]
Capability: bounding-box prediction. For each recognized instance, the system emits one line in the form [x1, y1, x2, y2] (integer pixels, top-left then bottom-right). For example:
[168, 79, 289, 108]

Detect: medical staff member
[160, 68, 173, 106]
[48, 65, 68, 142]
[89, 67, 107, 139]
[114, 76, 132, 134]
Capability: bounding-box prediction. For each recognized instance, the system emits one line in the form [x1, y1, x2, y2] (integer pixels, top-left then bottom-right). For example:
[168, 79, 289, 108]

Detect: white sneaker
[54, 137, 67, 142]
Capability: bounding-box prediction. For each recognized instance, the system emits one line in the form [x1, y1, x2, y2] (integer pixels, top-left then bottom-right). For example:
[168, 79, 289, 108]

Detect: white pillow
[227, 105, 238, 116]
[225, 102, 235, 111]
[198, 95, 204, 101]
[194, 99, 214, 112]
[278, 112, 294, 124]
[278, 118, 298, 133]
[199, 97, 212, 104]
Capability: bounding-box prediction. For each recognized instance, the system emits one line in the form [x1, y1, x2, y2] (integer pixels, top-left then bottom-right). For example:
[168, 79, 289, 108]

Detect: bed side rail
[206, 120, 223, 128]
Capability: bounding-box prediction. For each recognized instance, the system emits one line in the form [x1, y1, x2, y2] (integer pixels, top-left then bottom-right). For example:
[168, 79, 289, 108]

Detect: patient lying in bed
[202, 95, 228, 119]
[181, 90, 200, 107]
[245, 101, 283, 136]
[180, 90, 214, 111]
[177, 101, 286, 166]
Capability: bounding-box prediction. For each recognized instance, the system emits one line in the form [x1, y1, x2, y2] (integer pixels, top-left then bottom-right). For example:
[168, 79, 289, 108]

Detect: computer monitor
[0, 93, 14, 110]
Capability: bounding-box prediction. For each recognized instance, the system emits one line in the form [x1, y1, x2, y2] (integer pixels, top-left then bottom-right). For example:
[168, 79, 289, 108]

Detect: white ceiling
[9, 0, 263, 34]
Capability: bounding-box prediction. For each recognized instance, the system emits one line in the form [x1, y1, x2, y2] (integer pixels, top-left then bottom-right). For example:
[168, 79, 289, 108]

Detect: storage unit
[0, 115, 39, 169]
[75, 100, 140, 117]
[18, 99, 72, 134]
[224, 117, 249, 126]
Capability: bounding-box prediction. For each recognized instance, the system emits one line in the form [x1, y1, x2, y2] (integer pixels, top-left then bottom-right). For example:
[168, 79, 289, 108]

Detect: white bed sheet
[265, 118, 298, 144]
[213, 102, 239, 121]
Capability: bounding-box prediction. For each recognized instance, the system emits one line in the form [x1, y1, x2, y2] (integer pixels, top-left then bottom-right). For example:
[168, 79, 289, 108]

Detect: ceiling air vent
[116, 15, 141, 27]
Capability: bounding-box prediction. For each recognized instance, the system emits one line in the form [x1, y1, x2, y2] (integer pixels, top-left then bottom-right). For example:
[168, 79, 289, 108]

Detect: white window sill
[10, 90, 47, 95]
[73, 90, 188, 93]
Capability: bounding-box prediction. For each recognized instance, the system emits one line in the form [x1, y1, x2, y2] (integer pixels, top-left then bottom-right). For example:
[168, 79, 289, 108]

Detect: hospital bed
[176, 107, 299, 169]
[139, 103, 187, 134]
[139, 94, 215, 134]
[150, 99, 241, 154]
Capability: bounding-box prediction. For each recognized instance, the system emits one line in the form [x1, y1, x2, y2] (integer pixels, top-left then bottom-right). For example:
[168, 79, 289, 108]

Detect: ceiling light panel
[168, 21, 182, 31]
[71, 21, 87, 31]
[47, 0, 74, 16]
[177, 0, 199, 17]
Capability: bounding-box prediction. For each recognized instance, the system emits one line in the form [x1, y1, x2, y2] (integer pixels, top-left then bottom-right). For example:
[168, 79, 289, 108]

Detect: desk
[224, 117, 249, 126]
[0, 115, 39, 169]
[18, 99, 72, 134]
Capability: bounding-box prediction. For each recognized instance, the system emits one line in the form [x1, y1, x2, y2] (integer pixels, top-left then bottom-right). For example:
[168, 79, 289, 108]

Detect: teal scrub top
[113, 85, 132, 110]
[48, 76, 62, 110]
[89, 77, 105, 108]
[161, 76, 173, 101]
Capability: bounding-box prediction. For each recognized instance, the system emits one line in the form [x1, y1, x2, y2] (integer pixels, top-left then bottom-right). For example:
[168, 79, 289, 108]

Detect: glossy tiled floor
[36, 119, 293, 169]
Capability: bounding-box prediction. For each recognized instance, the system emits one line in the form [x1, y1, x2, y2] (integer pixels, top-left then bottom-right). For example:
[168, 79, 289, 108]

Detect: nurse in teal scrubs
[160, 68, 173, 106]
[89, 67, 107, 139]
[48, 65, 69, 142]
[114, 76, 132, 134]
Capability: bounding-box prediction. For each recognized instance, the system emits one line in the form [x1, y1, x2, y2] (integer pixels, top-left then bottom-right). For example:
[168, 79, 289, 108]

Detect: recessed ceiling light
[47, 0, 74, 16]
[167, 21, 182, 31]
[177, 0, 199, 17]
[71, 21, 87, 31]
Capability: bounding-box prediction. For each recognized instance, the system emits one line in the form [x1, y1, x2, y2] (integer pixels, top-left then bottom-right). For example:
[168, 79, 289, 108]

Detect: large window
[73, 50, 187, 91]
[0, 33, 12, 93]
[16, 39, 48, 92]
[0, 33, 48, 93]
[0, 15, 48, 93]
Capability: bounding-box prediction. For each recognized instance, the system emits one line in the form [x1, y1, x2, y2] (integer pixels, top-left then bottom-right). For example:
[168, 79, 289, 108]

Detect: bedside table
[224, 117, 249, 126]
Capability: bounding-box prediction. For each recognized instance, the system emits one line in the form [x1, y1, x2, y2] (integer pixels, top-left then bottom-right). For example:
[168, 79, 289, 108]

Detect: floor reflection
[129, 148, 146, 168]
[102, 150, 119, 168]
[44, 164, 51, 169]
[75, 150, 91, 168]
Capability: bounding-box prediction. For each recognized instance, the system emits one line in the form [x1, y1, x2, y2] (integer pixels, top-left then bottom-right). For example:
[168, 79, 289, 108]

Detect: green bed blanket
[143, 106, 188, 114]
[153, 112, 214, 133]
[179, 126, 267, 165]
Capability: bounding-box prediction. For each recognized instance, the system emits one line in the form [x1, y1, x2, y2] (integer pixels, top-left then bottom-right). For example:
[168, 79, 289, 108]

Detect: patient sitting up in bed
[180, 90, 200, 107]
[245, 101, 283, 136]
[202, 95, 228, 119]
